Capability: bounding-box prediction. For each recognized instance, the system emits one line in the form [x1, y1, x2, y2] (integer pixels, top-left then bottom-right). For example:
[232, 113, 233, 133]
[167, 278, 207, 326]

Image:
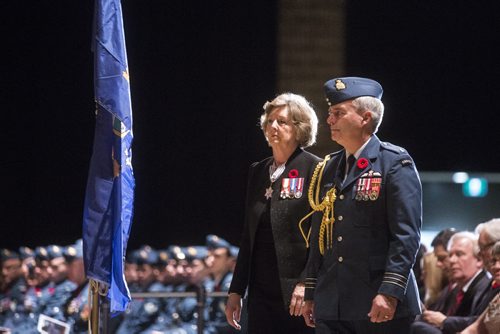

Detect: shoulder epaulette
[380, 142, 406, 154]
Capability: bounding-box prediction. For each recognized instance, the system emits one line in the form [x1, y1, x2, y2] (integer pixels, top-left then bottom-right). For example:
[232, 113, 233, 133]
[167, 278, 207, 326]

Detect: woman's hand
[289, 283, 305, 316]
[225, 293, 242, 330]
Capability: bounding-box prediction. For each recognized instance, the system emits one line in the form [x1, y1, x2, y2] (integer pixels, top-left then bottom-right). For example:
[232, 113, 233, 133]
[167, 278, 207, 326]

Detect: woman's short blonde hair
[260, 92, 318, 148]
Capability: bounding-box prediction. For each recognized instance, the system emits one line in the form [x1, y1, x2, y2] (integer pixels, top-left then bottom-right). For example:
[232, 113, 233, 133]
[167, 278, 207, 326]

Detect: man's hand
[301, 300, 316, 328]
[225, 293, 242, 330]
[289, 283, 305, 316]
[421, 310, 447, 328]
[367, 294, 398, 323]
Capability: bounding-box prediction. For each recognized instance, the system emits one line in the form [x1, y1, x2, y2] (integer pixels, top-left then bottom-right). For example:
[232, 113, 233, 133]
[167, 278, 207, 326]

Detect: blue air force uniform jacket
[304, 135, 422, 321]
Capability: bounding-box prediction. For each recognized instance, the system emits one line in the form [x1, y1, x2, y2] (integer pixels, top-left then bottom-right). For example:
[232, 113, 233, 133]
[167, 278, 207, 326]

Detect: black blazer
[229, 148, 321, 307]
[442, 271, 495, 333]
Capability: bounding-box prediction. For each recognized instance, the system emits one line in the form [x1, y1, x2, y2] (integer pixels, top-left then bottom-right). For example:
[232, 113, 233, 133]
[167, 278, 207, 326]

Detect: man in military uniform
[16, 246, 55, 333]
[38, 245, 76, 321]
[0, 249, 28, 331]
[116, 246, 163, 334]
[62, 239, 90, 333]
[302, 77, 422, 334]
[205, 235, 237, 334]
[160, 246, 211, 334]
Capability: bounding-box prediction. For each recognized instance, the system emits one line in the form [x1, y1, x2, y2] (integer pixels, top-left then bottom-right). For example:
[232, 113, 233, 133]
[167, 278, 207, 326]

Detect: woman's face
[264, 106, 298, 148]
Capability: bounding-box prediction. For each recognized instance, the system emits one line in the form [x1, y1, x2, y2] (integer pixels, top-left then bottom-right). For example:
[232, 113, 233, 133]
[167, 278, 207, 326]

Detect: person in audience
[460, 240, 500, 334]
[410, 231, 491, 333]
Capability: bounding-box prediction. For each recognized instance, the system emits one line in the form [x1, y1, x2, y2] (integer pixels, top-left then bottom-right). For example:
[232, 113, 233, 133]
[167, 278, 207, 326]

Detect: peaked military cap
[324, 76, 383, 106]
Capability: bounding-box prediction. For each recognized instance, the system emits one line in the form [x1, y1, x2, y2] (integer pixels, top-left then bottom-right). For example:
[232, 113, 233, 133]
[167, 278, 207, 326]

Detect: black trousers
[246, 293, 313, 334]
[315, 316, 414, 334]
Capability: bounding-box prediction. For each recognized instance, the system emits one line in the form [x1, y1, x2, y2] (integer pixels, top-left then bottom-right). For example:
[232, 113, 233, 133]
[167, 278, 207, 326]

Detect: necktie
[447, 289, 464, 315]
[346, 155, 356, 175]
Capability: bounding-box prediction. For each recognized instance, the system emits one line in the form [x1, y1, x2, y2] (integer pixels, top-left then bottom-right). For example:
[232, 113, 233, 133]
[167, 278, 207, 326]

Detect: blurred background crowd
[0, 234, 240, 334]
[2, 218, 500, 333]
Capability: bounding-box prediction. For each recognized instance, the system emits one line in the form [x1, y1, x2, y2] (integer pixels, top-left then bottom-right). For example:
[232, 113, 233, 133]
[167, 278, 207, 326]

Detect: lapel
[340, 135, 382, 192]
[250, 147, 305, 227]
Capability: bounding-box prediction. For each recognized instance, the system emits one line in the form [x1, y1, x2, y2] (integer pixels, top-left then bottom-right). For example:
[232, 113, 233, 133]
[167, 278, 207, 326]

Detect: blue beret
[126, 249, 140, 264]
[35, 246, 50, 261]
[1, 248, 20, 261]
[157, 249, 171, 265]
[184, 246, 208, 262]
[47, 245, 64, 260]
[229, 246, 239, 258]
[324, 77, 383, 106]
[206, 234, 231, 250]
[64, 239, 83, 262]
[18, 246, 35, 260]
[136, 247, 159, 265]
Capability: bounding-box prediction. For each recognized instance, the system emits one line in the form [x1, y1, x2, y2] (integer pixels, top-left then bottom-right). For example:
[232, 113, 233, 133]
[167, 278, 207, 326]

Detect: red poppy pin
[288, 169, 299, 178]
[357, 158, 369, 169]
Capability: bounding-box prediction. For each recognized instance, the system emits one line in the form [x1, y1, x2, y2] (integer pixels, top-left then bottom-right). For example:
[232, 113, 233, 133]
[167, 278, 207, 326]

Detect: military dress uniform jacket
[229, 148, 321, 307]
[304, 135, 422, 321]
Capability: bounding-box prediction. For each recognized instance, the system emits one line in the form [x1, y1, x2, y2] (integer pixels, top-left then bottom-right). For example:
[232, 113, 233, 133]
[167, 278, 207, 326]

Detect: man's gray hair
[448, 231, 480, 257]
[352, 96, 385, 134]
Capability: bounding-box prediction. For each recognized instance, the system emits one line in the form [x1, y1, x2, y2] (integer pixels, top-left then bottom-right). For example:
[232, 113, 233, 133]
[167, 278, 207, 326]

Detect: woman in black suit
[225, 93, 320, 333]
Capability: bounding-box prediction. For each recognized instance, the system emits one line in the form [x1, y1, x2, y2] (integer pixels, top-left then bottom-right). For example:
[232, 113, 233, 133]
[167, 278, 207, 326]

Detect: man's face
[67, 259, 85, 285]
[433, 244, 455, 281]
[326, 100, 365, 146]
[48, 257, 68, 284]
[124, 262, 138, 284]
[34, 260, 51, 286]
[210, 248, 231, 276]
[478, 231, 495, 273]
[136, 264, 155, 288]
[1, 258, 22, 285]
[448, 237, 482, 285]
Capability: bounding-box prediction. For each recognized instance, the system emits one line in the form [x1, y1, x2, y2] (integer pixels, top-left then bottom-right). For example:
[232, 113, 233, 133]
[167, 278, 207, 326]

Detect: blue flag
[82, 0, 135, 313]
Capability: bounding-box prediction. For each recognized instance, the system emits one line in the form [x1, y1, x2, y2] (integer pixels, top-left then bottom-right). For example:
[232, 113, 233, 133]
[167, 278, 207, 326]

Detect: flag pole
[89, 279, 100, 333]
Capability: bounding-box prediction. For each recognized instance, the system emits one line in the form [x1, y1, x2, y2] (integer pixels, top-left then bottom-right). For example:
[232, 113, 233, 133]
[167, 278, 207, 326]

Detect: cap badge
[335, 79, 346, 91]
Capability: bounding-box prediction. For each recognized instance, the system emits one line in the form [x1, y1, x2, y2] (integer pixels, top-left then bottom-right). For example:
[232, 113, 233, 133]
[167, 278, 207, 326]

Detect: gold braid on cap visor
[299, 155, 336, 255]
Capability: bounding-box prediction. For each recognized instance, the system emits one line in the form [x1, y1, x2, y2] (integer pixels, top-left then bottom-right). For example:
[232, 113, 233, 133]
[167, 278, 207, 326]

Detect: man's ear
[362, 110, 372, 124]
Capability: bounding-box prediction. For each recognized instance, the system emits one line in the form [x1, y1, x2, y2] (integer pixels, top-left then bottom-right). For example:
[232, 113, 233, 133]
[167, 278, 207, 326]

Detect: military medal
[280, 169, 304, 199]
[293, 177, 304, 198]
[281, 178, 291, 198]
[265, 161, 286, 200]
[369, 172, 382, 200]
[265, 186, 273, 200]
[355, 170, 382, 201]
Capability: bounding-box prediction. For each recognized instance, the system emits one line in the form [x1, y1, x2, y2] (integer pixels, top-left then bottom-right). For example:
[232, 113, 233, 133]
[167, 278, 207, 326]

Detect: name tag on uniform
[355, 170, 382, 201]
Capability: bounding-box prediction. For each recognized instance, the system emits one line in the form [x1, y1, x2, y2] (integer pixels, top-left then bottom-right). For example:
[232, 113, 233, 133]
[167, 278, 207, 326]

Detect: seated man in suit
[410, 231, 491, 333]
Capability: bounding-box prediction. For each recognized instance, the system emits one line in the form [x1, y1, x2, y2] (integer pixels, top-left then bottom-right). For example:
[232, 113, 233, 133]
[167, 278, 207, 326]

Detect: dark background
[2, 1, 499, 251]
